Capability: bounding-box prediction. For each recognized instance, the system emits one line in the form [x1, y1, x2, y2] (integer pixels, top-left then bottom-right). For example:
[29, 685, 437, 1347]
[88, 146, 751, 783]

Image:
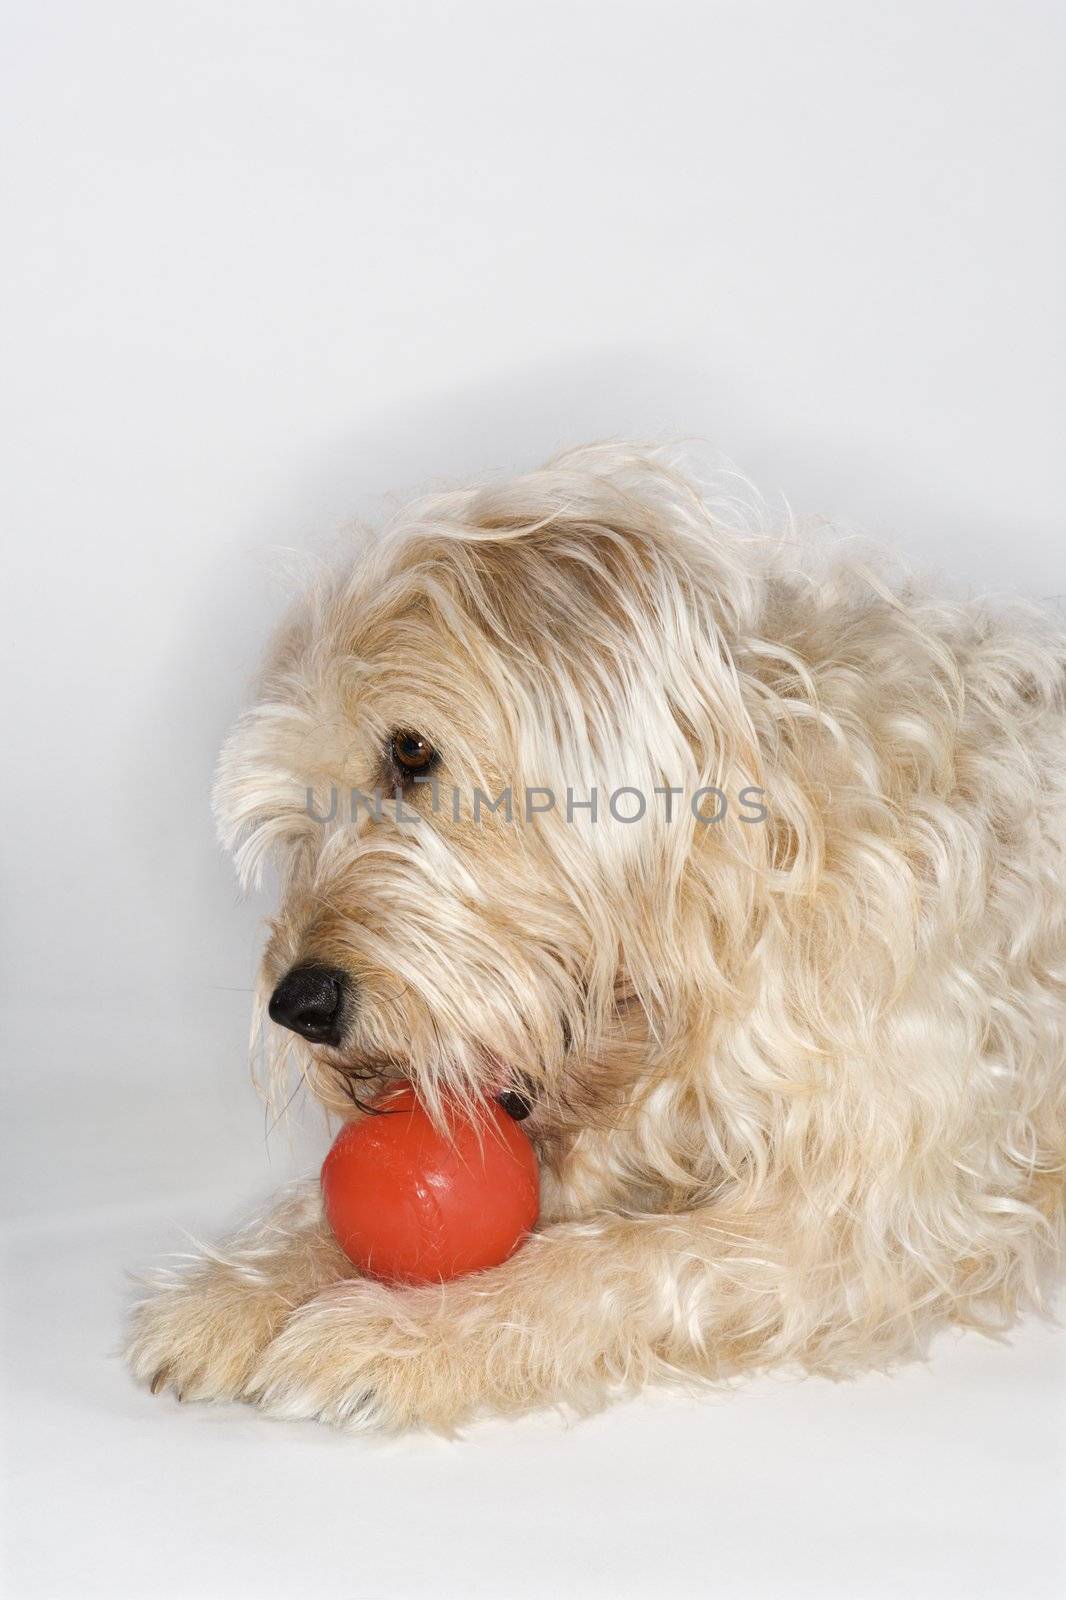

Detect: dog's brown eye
[390, 730, 438, 775]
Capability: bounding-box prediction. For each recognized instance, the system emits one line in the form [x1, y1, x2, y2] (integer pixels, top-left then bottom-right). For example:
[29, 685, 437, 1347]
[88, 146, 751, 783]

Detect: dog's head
[214, 447, 769, 1123]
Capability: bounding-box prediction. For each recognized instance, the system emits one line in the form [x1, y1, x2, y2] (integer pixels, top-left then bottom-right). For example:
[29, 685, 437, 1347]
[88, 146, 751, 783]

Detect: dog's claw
[150, 1366, 169, 1395]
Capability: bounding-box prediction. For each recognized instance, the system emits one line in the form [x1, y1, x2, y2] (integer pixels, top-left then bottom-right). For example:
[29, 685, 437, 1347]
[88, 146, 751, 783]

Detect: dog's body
[128, 447, 1066, 1428]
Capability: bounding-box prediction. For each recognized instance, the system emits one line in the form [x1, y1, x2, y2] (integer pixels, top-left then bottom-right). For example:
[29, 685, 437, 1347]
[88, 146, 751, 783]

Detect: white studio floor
[3, 997, 1065, 1600]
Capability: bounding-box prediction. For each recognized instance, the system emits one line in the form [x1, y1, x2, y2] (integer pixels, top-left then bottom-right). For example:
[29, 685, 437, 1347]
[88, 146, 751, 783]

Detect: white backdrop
[2, 5, 1064, 1599]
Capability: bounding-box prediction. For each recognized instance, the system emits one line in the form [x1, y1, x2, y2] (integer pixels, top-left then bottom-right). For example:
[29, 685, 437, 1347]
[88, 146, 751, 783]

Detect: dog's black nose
[268, 964, 349, 1044]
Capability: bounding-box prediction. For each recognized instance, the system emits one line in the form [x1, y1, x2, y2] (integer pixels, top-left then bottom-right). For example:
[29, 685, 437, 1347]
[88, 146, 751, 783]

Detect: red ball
[321, 1082, 540, 1285]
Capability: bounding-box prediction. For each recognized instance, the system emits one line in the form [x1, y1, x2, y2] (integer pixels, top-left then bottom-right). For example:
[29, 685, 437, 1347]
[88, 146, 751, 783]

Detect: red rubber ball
[321, 1082, 540, 1285]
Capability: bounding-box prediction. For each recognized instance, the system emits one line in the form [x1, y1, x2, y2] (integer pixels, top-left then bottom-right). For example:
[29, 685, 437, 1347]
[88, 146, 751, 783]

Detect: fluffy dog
[127, 445, 1066, 1429]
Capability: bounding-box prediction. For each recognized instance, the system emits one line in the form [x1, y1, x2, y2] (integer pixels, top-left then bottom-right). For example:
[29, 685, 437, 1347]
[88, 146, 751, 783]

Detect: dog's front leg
[127, 1179, 351, 1403]
[244, 1207, 782, 1430]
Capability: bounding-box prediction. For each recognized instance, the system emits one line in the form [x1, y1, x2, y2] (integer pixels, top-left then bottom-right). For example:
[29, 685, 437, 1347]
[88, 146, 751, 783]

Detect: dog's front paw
[127, 1258, 293, 1405]
[244, 1280, 441, 1431]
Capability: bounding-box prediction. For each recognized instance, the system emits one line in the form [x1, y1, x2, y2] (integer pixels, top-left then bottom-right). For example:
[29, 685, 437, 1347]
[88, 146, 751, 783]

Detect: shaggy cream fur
[127, 445, 1066, 1430]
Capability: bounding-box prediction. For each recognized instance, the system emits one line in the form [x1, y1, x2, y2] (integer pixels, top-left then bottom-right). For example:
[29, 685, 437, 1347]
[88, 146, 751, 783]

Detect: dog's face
[215, 459, 762, 1121]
